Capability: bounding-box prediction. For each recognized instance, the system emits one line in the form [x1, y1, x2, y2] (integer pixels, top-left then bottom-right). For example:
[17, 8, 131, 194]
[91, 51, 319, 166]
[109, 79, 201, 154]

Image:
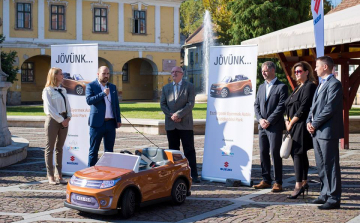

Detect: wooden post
[340, 62, 349, 149]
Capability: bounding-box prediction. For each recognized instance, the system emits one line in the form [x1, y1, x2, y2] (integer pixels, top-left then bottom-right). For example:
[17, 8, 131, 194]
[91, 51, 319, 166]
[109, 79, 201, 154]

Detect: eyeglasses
[294, 70, 304, 74]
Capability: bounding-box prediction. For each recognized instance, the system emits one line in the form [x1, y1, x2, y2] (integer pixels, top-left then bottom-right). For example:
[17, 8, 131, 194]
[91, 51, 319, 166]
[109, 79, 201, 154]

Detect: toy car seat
[136, 148, 169, 168]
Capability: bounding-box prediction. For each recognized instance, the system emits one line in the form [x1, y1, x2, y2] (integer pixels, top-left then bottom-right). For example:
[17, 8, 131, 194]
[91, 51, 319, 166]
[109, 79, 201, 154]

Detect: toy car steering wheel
[119, 150, 133, 155]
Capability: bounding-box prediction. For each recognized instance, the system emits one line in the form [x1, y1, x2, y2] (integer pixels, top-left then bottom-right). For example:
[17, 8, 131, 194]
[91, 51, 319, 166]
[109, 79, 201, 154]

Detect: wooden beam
[277, 53, 297, 90]
[348, 66, 360, 109]
[341, 62, 350, 150]
[309, 48, 317, 60]
[324, 46, 333, 54]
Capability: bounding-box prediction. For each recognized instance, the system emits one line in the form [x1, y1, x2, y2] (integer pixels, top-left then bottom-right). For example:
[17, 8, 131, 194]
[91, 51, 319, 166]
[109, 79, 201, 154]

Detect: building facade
[0, 0, 183, 104]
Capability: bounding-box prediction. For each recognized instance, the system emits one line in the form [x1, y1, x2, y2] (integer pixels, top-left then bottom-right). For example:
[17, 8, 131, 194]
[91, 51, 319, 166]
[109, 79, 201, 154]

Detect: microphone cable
[120, 113, 160, 149]
[104, 82, 160, 148]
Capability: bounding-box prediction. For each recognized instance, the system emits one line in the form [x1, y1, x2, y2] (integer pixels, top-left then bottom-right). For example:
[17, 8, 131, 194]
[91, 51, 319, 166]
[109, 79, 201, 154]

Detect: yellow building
[1, 0, 183, 104]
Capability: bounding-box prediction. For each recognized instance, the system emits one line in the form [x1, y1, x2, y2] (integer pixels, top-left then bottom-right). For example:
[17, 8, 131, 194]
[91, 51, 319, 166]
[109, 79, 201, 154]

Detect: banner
[51, 44, 98, 175]
[202, 45, 258, 186]
[311, 0, 324, 57]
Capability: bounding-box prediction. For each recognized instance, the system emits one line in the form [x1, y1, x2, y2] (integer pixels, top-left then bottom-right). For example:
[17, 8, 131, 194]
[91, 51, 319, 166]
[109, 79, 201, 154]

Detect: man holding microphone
[86, 66, 121, 166]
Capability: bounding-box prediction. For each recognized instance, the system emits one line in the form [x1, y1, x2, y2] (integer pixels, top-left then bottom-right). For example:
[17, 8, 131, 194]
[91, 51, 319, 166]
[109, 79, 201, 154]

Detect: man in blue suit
[307, 56, 343, 210]
[86, 66, 121, 166]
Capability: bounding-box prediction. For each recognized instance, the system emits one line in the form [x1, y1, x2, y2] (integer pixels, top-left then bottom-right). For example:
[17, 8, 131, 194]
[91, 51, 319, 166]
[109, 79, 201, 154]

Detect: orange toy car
[210, 75, 252, 98]
[61, 73, 91, 95]
[64, 148, 192, 218]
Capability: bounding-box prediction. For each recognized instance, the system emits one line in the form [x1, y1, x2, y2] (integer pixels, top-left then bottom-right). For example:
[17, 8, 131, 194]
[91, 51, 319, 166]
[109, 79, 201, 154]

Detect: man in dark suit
[307, 56, 343, 210]
[160, 66, 200, 183]
[254, 61, 288, 192]
[86, 66, 121, 167]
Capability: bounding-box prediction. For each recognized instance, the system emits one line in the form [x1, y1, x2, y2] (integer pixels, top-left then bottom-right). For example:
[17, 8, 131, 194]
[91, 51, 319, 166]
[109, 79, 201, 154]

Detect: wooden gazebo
[242, 4, 360, 149]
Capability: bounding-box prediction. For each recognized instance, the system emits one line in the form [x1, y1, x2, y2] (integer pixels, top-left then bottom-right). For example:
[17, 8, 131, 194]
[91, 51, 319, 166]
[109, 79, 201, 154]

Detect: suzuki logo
[224, 162, 229, 168]
[70, 156, 75, 161]
[314, 0, 321, 14]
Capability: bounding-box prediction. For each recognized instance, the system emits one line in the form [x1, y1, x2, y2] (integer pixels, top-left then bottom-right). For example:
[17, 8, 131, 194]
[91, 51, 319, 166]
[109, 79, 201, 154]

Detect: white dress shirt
[98, 80, 114, 119]
[265, 77, 277, 100]
[42, 86, 72, 123]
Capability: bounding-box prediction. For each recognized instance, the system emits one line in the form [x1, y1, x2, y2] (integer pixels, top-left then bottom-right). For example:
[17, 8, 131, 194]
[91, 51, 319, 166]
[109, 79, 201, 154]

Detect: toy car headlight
[100, 178, 121, 189]
[70, 175, 76, 185]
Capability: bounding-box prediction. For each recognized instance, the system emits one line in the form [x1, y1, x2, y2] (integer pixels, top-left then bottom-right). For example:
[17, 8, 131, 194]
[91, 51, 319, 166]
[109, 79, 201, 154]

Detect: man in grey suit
[307, 56, 343, 210]
[254, 61, 288, 192]
[160, 66, 200, 183]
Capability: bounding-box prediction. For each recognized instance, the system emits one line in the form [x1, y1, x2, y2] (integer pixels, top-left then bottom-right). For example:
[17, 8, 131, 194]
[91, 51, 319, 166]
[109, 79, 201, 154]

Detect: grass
[6, 103, 208, 119]
[6, 103, 360, 118]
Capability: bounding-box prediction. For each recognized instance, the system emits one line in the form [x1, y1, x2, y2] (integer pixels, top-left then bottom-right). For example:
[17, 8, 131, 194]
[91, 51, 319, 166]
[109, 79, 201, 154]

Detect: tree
[0, 34, 18, 83]
[180, 0, 205, 38]
[227, 0, 331, 91]
[203, 0, 233, 45]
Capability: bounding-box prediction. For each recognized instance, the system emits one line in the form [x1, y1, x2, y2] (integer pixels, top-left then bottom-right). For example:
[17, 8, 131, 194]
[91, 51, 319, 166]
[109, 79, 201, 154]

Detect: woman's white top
[42, 86, 72, 123]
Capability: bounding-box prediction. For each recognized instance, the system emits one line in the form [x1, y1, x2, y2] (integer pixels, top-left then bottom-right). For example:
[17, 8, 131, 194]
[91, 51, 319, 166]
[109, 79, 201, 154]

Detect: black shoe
[303, 183, 309, 195]
[312, 198, 327, 204]
[287, 187, 305, 199]
[192, 177, 201, 183]
[318, 202, 340, 210]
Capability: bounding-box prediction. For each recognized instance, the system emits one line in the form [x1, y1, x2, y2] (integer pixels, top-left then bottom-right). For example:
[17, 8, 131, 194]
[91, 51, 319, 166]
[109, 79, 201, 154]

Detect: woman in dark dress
[285, 61, 317, 199]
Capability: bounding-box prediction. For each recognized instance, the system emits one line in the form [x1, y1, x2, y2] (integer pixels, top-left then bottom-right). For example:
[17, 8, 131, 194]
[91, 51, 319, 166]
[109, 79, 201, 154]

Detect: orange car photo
[61, 73, 91, 95]
[210, 75, 252, 98]
[64, 148, 192, 218]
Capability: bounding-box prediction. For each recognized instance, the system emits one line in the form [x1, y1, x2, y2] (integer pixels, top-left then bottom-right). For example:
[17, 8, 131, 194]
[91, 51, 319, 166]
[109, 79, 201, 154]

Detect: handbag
[280, 132, 292, 159]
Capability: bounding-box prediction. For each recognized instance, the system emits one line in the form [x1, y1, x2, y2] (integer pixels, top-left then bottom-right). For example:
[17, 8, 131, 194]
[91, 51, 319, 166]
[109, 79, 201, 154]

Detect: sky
[330, 0, 342, 7]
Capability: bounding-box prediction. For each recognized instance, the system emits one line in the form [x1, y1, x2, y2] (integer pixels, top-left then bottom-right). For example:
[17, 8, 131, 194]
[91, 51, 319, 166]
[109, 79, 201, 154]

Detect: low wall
[7, 116, 360, 135]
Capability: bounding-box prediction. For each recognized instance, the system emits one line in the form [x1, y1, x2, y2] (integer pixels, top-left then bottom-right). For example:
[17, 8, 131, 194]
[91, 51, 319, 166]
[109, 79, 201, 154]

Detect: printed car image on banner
[51, 44, 98, 175]
[202, 45, 258, 186]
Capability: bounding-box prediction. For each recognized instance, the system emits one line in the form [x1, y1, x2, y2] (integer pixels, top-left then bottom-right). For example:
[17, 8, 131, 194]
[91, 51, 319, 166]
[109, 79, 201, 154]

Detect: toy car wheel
[120, 189, 136, 219]
[220, 88, 229, 98]
[75, 85, 84, 95]
[171, 179, 187, 205]
[243, 86, 251, 95]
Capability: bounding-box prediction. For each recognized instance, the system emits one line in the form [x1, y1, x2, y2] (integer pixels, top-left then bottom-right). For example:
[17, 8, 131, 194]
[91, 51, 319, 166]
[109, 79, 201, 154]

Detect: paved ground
[1, 127, 360, 223]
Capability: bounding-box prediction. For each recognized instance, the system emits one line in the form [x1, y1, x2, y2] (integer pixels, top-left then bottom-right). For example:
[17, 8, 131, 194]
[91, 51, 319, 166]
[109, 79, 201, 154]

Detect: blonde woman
[42, 67, 71, 184]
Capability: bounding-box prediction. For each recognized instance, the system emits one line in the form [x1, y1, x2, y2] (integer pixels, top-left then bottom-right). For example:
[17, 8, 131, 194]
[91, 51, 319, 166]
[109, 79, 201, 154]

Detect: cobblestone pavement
[1, 127, 360, 223]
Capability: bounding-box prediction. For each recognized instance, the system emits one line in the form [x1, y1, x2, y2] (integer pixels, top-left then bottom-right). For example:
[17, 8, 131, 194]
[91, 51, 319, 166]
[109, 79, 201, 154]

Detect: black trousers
[259, 129, 283, 185]
[290, 143, 309, 182]
[166, 129, 198, 178]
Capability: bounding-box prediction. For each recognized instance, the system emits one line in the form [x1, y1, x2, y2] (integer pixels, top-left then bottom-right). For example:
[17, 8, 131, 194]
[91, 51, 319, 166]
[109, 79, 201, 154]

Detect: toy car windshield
[221, 76, 231, 83]
[74, 74, 84, 81]
[95, 152, 140, 172]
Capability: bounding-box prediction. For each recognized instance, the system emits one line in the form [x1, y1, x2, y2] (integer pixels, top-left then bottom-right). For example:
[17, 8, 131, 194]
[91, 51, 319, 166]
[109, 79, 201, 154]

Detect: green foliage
[203, 0, 233, 45]
[0, 34, 18, 83]
[180, 0, 205, 38]
[227, 0, 313, 45]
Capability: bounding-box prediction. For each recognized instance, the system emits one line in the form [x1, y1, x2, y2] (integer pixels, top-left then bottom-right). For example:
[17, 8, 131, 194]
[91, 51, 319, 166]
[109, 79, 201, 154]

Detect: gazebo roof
[241, 4, 360, 56]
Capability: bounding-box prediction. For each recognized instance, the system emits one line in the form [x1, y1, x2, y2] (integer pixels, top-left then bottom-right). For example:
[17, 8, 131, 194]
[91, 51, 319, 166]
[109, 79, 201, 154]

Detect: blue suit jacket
[86, 79, 121, 128]
[306, 75, 344, 139]
[254, 79, 288, 132]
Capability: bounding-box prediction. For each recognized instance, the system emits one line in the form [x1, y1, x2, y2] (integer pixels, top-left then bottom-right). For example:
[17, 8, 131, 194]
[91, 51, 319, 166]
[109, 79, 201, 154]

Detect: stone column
[0, 50, 12, 147]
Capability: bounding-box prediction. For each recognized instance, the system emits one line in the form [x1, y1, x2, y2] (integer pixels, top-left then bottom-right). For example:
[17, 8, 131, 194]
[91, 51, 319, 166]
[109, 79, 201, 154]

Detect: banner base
[201, 176, 253, 187]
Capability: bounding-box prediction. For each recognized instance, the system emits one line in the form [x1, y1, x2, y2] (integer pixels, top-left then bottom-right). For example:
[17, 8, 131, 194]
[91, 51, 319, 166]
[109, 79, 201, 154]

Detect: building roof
[241, 4, 360, 56]
[327, 0, 360, 14]
[185, 25, 205, 45]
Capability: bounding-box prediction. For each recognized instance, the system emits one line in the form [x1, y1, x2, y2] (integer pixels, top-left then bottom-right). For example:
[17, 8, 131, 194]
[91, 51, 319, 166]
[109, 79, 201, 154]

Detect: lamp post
[0, 48, 12, 147]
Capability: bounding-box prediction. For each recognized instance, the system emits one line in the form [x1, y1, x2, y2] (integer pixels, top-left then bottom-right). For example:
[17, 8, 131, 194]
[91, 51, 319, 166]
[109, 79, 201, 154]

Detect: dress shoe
[318, 202, 340, 210]
[271, 183, 283, 192]
[57, 178, 67, 185]
[192, 177, 201, 183]
[312, 198, 326, 204]
[48, 178, 57, 185]
[253, 181, 272, 189]
[287, 187, 305, 199]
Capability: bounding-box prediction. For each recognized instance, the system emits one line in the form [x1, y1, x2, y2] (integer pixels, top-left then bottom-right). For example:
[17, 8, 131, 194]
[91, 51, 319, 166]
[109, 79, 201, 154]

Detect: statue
[0, 48, 12, 147]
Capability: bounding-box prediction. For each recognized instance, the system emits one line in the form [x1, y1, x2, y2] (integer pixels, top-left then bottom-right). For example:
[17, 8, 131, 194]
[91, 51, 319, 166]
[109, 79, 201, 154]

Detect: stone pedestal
[0, 82, 12, 147]
[195, 94, 208, 103]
